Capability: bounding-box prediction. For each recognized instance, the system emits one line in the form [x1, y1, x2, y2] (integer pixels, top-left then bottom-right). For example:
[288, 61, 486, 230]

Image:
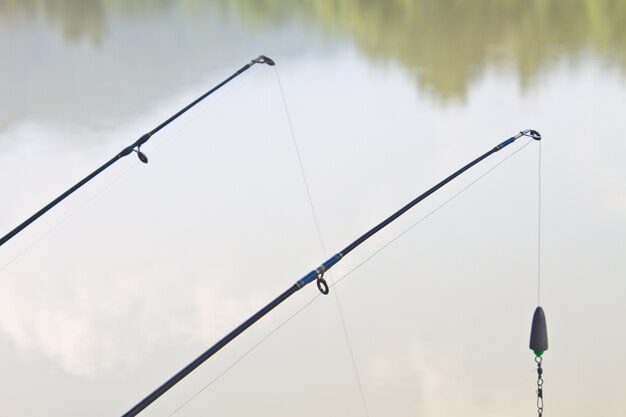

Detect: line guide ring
[316, 268, 329, 295]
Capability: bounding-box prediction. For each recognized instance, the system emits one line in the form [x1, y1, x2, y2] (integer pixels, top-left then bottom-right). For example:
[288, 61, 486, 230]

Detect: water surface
[1, 2, 625, 416]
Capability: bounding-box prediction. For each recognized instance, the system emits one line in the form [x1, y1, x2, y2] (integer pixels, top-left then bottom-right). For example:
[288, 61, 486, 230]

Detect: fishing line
[273, 67, 371, 417]
[0, 164, 135, 274]
[273, 69, 326, 255]
[0, 80, 226, 276]
[167, 293, 323, 417]
[335, 138, 534, 286]
[537, 141, 542, 305]
[166, 138, 534, 416]
[529, 139, 547, 417]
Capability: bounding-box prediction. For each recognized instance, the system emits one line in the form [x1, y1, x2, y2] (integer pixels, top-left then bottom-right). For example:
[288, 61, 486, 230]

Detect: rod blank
[0, 55, 275, 248]
[122, 129, 541, 416]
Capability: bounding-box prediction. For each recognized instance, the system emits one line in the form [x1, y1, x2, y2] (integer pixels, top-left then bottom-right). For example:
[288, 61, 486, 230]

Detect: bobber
[530, 306, 548, 416]
[530, 306, 548, 355]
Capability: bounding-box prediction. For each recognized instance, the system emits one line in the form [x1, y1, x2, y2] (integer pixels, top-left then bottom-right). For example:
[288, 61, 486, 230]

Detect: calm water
[1, 1, 625, 416]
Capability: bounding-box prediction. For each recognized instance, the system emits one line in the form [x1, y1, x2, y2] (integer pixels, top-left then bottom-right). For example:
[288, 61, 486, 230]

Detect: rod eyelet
[316, 277, 329, 295]
[134, 147, 149, 164]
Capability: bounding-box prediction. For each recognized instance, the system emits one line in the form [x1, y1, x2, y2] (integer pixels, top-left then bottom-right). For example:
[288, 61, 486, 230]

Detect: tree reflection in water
[1, 0, 624, 100]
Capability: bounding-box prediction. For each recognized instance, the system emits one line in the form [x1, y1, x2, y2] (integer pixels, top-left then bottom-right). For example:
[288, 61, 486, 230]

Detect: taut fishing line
[536, 140, 542, 306]
[273, 68, 326, 257]
[0, 165, 135, 274]
[166, 293, 323, 417]
[273, 67, 371, 417]
[166, 138, 535, 416]
[529, 140, 548, 416]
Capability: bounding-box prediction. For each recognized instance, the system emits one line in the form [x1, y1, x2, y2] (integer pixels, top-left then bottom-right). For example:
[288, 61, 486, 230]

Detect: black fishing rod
[0, 55, 275, 248]
[122, 128, 542, 417]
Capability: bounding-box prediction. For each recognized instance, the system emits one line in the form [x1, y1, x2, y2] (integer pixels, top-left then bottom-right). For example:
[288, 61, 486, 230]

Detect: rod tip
[522, 129, 541, 141]
[253, 55, 275, 66]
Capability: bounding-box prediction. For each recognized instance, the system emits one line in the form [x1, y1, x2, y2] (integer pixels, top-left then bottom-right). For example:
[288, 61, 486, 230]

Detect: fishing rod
[122, 128, 542, 417]
[0, 55, 275, 248]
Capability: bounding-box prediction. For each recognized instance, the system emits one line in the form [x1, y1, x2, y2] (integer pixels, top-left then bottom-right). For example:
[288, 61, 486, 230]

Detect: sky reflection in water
[0, 1, 625, 417]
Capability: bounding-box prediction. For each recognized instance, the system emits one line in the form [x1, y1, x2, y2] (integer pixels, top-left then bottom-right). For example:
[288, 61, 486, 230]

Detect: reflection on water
[0, 0, 314, 134]
[219, 0, 626, 99]
[0, 0, 108, 44]
[2, 0, 625, 101]
[1, 2, 626, 417]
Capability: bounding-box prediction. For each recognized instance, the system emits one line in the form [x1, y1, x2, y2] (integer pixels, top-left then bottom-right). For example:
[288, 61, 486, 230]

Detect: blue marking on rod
[296, 271, 317, 288]
[295, 254, 343, 288]
[322, 253, 342, 270]
[496, 137, 516, 150]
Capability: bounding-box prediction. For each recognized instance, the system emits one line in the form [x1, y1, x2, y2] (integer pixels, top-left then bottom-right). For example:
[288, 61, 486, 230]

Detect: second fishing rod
[0, 54, 275, 248]
[122, 128, 542, 417]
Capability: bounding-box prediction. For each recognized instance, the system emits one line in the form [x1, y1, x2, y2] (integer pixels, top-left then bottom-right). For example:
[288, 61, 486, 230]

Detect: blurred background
[0, 1, 624, 416]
